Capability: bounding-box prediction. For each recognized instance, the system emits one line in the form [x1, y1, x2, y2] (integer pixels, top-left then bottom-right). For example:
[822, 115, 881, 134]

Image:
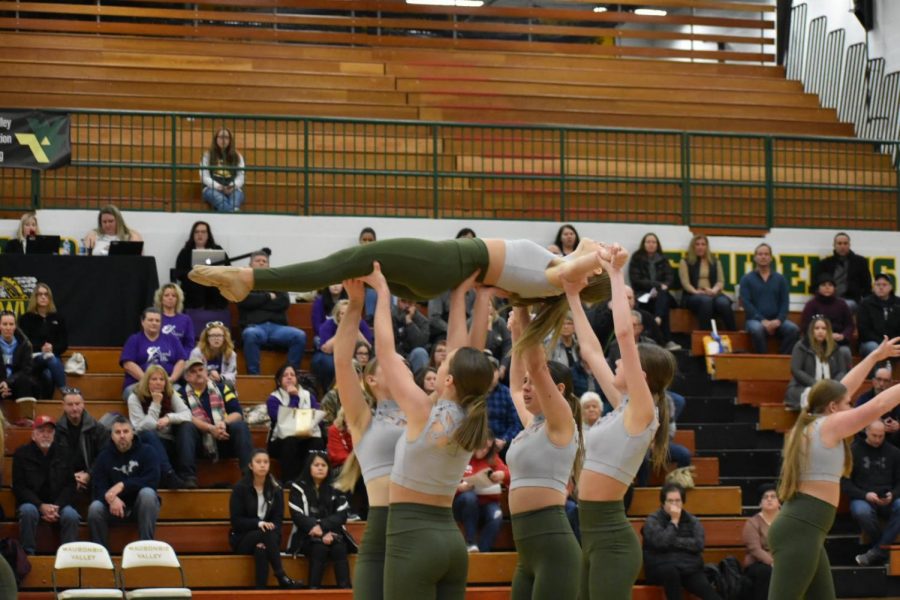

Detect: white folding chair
[52, 542, 123, 599]
[120, 540, 192, 599]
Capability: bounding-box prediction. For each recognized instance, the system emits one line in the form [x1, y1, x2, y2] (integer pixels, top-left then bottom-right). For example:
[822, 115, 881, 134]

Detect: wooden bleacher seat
[712, 354, 792, 381]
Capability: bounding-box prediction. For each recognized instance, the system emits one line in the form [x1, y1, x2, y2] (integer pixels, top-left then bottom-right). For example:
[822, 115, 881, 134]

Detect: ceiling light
[634, 8, 667, 16]
[407, 0, 484, 5]
[593, 6, 608, 12]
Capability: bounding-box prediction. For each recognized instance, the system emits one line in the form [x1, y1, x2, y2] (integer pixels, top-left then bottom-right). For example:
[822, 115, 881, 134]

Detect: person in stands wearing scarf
[182, 356, 252, 478]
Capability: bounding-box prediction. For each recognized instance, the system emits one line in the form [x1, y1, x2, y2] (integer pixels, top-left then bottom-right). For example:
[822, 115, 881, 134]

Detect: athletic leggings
[579, 499, 642, 600]
[254, 238, 490, 302]
[353, 506, 388, 600]
[383, 503, 468, 599]
[767, 492, 837, 600]
[510, 506, 581, 600]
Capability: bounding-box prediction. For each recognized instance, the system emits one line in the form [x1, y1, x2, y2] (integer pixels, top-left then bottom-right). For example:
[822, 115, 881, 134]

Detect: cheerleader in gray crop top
[365, 262, 496, 600]
[564, 245, 677, 600]
[505, 306, 583, 600]
[769, 343, 900, 600]
[331, 278, 407, 600]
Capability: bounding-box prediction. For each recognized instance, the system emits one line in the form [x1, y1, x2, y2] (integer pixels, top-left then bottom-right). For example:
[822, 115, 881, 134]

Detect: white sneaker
[467, 545, 479, 553]
[665, 341, 682, 351]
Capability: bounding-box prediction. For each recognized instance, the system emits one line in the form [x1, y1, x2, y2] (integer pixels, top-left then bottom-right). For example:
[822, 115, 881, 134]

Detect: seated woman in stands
[172, 221, 231, 330]
[677, 234, 736, 331]
[553, 223, 581, 257]
[312, 283, 347, 340]
[0, 310, 36, 401]
[742, 483, 779, 600]
[155, 283, 195, 356]
[414, 366, 438, 394]
[3, 211, 40, 254]
[83, 204, 143, 256]
[200, 127, 245, 213]
[126, 364, 195, 489]
[190, 321, 237, 388]
[429, 339, 448, 370]
[784, 316, 850, 411]
[311, 299, 373, 393]
[628, 232, 681, 351]
[18, 282, 68, 398]
[287, 452, 352, 589]
[266, 364, 324, 484]
[801, 273, 855, 364]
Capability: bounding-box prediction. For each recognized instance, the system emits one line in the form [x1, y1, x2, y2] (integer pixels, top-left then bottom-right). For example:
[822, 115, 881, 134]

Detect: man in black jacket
[238, 251, 307, 374]
[0, 310, 35, 400]
[13, 415, 80, 555]
[87, 416, 161, 549]
[55, 388, 108, 497]
[642, 483, 722, 600]
[843, 420, 900, 566]
[812, 232, 872, 312]
[858, 273, 900, 357]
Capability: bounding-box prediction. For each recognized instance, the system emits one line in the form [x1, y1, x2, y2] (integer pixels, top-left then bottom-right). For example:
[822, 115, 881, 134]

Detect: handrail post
[895, 144, 900, 230]
[559, 128, 566, 222]
[30, 170, 41, 209]
[170, 114, 177, 212]
[432, 124, 440, 219]
[303, 118, 310, 216]
[680, 132, 691, 226]
[764, 137, 774, 229]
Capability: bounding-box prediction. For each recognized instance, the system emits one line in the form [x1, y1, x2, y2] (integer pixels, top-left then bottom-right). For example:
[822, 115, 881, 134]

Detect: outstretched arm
[447, 271, 480, 352]
[842, 336, 900, 397]
[508, 307, 535, 429]
[335, 278, 372, 436]
[522, 334, 575, 443]
[564, 280, 622, 408]
[467, 287, 495, 351]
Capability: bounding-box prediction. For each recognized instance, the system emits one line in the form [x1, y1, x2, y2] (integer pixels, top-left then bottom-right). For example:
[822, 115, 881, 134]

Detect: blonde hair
[135, 364, 175, 401]
[16, 212, 39, 242]
[26, 282, 58, 314]
[806, 316, 837, 362]
[778, 379, 852, 502]
[154, 283, 185, 314]
[198, 323, 235, 362]
[685, 234, 715, 266]
[332, 299, 349, 323]
[336, 362, 378, 493]
[95, 204, 132, 239]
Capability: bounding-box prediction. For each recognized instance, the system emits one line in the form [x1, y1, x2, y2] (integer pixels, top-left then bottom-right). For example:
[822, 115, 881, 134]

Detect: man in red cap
[12, 414, 80, 554]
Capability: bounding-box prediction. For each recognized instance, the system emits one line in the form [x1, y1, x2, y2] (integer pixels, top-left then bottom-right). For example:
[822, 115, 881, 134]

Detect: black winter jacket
[812, 251, 872, 302]
[17, 312, 68, 357]
[238, 291, 291, 328]
[642, 507, 707, 572]
[229, 477, 284, 550]
[55, 411, 108, 475]
[858, 294, 900, 344]
[0, 329, 33, 388]
[287, 478, 348, 553]
[12, 441, 76, 508]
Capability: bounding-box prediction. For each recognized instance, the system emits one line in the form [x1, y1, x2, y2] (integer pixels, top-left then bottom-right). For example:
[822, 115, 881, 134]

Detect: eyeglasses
[205, 321, 224, 329]
[61, 386, 82, 396]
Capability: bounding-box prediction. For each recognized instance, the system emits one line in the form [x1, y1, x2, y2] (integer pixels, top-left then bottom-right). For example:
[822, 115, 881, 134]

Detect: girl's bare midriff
[390, 483, 454, 508]
[509, 487, 567, 515]
[481, 239, 507, 287]
[578, 470, 630, 502]
[365, 476, 392, 507]
[798, 480, 840, 507]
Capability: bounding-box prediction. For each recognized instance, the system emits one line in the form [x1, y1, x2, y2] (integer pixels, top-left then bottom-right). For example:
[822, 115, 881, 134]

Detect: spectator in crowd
[628, 232, 681, 351]
[182, 357, 252, 478]
[739, 243, 800, 354]
[742, 483, 779, 600]
[428, 293, 475, 347]
[288, 452, 352, 589]
[784, 316, 850, 411]
[127, 365, 196, 489]
[311, 299, 373, 393]
[855, 366, 900, 442]
[642, 482, 722, 600]
[481, 302, 511, 368]
[13, 415, 80, 555]
[353, 341, 371, 369]
[414, 366, 438, 394]
[200, 127, 245, 213]
[3, 211, 40, 254]
[547, 312, 591, 396]
[485, 356, 521, 458]
[0, 310, 35, 400]
[812, 232, 872, 312]
[119, 307, 186, 400]
[238, 251, 307, 375]
[19, 282, 68, 398]
[312, 284, 347, 339]
[357, 228, 378, 321]
[267, 364, 324, 484]
[589, 284, 665, 348]
[580, 391, 603, 431]
[800, 273, 854, 363]
[554, 224, 580, 257]
[453, 433, 509, 553]
[843, 420, 900, 566]
[83, 204, 142, 256]
[391, 297, 430, 374]
[429, 338, 448, 370]
[358, 227, 376, 245]
[172, 221, 231, 331]
[455, 227, 476, 239]
[190, 321, 237, 389]
[229, 449, 302, 589]
[55, 388, 108, 498]
[88, 416, 161, 549]
[155, 283, 195, 356]
[678, 234, 736, 331]
[859, 273, 900, 357]
[319, 358, 364, 426]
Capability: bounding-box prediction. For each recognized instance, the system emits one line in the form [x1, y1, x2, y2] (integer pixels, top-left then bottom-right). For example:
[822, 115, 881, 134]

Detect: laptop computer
[24, 235, 61, 255]
[107, 241, 144, 256]
[191, 248, 228, 266]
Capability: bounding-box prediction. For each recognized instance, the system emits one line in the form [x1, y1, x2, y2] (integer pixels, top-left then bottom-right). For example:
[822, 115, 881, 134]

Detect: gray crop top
[355, 399, 406, 484]
[798, 417, 845, 483]
[507, 414, 577, 494]
[391, 399, 473, 496]
[583, 398, 658, 485]
[496, 239, 566, 299]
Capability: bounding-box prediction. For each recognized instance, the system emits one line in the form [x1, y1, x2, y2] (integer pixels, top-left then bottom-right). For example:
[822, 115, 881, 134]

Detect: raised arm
[564, 279, 622, 407]
[447, 270, 480, 352]
[507, 307, 535, 429]
[843, 337, 900, 396]
[334, 278, 371, 436]
[467, 286, 494, 351]
[522, 337, 575, 444]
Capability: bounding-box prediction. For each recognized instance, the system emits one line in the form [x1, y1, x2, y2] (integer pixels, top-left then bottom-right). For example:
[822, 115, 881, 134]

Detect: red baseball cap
[33, 415, 56, 429]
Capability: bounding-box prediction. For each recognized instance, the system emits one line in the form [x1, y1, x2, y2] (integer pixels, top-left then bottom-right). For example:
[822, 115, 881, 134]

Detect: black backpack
[0, 537, 32, 585]
[705, 556, 750, 600]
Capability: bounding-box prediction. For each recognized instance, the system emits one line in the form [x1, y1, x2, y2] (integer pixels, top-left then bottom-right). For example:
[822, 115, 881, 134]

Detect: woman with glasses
[784, 315, 851, 411]
[19, 282, 68, 398]
[190, 322, 237, 388]
[200, 127, 245, 213]
[173, 221, 232, 331]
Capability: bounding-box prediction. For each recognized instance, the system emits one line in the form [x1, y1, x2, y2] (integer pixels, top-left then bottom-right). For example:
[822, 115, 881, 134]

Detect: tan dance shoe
[188, 265, 252, 302]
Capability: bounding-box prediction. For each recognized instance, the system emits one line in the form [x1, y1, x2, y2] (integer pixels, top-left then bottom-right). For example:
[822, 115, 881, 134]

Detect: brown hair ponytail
[449, 348, 494, 452]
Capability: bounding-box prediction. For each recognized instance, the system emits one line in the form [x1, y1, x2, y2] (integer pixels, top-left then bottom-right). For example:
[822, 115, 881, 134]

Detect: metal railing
[1, 109, 898, 230]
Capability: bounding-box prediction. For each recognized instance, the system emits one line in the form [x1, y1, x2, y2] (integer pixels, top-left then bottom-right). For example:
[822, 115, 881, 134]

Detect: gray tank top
[507, 414, 577, 494]
[355, 399, 406, 484]
[583, 398, 658, 484]
[496, 239, 563, 298]
[799, 417, 845, 483]
[391, 399, 473, 495]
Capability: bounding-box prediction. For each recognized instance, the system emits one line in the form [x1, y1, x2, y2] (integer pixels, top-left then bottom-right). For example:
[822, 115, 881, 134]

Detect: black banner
[0, 109, 71, 170]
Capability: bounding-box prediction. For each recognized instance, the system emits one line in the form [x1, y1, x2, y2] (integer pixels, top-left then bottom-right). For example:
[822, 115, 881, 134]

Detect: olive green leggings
[383, 503, 468, 599]
[767, 492, 836, 600]
[352, 506, 387, 600]
[579, 499, 642, 600]
[511, 506, 581, 600]
[253, 237, 490, 302]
